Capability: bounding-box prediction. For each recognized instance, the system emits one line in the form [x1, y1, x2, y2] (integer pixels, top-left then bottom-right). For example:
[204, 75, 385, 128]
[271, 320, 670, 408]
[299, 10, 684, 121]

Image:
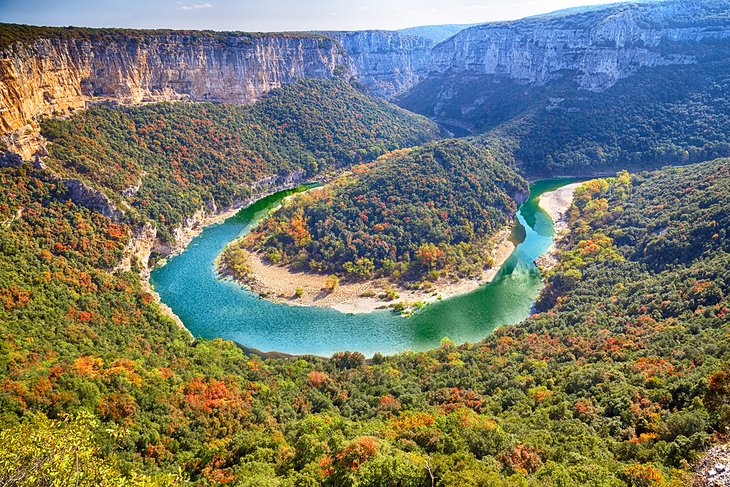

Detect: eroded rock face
[0, 34, 352, 157]
[328, 31, 434, 99]
[430, 1, 730, 91]
[60, 178, 125, 222]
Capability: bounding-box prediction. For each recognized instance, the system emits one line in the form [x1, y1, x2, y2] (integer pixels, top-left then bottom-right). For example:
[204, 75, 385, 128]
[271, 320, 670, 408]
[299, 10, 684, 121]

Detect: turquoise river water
[150, 178, 574, 356]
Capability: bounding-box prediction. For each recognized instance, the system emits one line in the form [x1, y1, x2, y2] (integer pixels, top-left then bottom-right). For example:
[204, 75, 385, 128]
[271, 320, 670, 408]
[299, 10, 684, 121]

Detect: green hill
[2, 150, 727, 484]
[231, 140, 527, 285]
[40, 79, 440, 243]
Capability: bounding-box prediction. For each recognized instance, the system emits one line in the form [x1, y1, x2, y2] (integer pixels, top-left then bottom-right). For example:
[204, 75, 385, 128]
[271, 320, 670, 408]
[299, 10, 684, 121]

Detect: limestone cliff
[430, 0, 730, 91]
[327, 31, 434, 99]
[0, 32, 352, 157]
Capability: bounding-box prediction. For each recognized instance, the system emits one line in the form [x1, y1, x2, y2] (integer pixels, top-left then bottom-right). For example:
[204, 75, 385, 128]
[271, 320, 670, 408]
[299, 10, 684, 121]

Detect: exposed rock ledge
[114, 169, 308, 330]
[694, 444, 730, 487]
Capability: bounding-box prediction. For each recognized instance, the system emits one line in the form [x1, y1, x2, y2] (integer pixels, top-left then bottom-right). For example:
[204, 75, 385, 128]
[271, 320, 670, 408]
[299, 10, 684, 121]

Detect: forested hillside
[40, 79, 439, 242]
[2, 150, 727, 484]
[229, 140, 527, 284]
[397, 1, 730, 176]
[481, 46, 730, 175]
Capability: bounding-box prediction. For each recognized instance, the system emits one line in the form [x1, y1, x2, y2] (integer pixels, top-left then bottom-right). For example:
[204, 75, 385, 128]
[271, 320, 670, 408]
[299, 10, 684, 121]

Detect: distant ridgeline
[5, 0, 730, 175]
[227, 140, 527, 283]
[397, 0, 730, 175]
[38, 79, 439, 244]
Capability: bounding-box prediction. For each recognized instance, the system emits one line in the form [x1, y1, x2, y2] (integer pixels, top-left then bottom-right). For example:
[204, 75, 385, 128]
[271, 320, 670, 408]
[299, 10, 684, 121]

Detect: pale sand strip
[538, 182, 582, 233]
[535, 182, 582, 270]
[230, 228, 515, 315]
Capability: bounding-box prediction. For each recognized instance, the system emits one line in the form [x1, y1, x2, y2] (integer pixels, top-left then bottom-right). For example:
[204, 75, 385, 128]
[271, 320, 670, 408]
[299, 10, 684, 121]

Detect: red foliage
[335, 437, 379, 470]
[307, 370, 329, 388]
[632, 356, 676, 380]
[183, 377, 249, 417]
[97, 392, 138, 422]
[500, 444, 543, 475]
[434, 387, 484, 413]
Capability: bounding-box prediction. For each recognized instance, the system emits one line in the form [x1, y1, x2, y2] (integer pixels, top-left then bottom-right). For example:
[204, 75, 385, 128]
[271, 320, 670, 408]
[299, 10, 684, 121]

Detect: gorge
[0, 1, 729, 484]
[150, 178, 576, 356]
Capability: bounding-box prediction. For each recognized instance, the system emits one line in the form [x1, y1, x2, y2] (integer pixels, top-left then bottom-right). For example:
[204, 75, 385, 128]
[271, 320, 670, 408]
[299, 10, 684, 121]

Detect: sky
[0, 0, 623, 31]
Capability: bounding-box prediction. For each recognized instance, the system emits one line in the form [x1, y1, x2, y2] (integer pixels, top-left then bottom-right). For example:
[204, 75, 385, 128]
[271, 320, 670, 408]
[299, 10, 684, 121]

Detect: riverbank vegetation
[227, 140, 527, 287]
[1, 155, 727, 484]
[40, 79, 439, 242]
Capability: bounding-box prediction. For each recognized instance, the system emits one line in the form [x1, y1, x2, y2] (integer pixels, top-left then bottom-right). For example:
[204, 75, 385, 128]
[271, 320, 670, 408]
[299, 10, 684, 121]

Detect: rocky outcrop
[118, 223, 157, 273]
[328, 31, 434, 99]
[0, 33, 352, 158]
[60, 178, 125, 222]
[695, 444, 730, 487]
[430, 0, 730, 91]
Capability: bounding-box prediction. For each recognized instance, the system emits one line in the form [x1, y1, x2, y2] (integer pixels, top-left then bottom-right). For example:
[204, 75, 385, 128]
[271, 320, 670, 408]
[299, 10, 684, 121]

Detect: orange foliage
[286, 213, 311, 247]
[389, 411, 437, 437]
[623, 463, 665, 486]
[183, 377, 249, 416]
[72, 355, 104, 379]
[416, 243, 445, 268]
[0, 286, 31, 310]
[335, 437, 378, 470]
[500, 444, 543, 475]
[377, 394, 401, 413]
[307, 370, 329, 388]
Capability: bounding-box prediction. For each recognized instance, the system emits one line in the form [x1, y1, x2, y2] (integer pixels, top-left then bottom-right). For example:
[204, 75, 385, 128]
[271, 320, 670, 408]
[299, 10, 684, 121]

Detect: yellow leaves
[72, 355, 104, 379]
[0, 410, 168, 486]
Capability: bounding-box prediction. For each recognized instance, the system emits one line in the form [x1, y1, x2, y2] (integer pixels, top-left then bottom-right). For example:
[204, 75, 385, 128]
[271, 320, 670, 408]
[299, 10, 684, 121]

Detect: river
[150, 178, 575, 357]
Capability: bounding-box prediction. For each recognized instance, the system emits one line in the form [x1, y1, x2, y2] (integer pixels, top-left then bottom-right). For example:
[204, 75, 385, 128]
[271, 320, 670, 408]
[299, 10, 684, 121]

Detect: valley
[151, 177, 575, 356]
[0, 1, 728, 485]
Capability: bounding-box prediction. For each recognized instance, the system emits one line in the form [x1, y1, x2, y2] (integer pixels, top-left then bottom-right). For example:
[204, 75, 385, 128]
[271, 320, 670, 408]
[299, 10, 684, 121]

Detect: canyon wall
[0, 33, 352, 157]
[327, 31, 434, 99]
[4, 0, 730, 159]
[430, 0, 730, 91]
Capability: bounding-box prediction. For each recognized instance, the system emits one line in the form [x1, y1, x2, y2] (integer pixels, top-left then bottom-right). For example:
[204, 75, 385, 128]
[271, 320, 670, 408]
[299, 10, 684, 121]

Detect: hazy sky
[1, 0, 622, 31]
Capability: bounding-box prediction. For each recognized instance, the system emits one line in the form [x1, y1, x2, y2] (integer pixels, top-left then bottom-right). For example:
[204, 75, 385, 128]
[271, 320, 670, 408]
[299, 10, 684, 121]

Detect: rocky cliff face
[430, 0, 730, 91]
[0, 33, 351, 158]
[328, 31, 434, 99]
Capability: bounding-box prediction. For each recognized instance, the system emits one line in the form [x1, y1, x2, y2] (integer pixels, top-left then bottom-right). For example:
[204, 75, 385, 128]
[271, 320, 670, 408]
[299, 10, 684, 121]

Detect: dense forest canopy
[40, 79, 439, 242]
[232, 140, 527, 283]
[1, 4, 729, 482]
[1, 152, 727, 484]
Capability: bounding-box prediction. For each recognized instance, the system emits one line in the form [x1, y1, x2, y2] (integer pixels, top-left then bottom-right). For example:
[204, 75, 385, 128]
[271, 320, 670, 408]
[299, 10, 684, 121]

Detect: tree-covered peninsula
[219, 140, 527, 310]
[39, 79, 440, 244]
